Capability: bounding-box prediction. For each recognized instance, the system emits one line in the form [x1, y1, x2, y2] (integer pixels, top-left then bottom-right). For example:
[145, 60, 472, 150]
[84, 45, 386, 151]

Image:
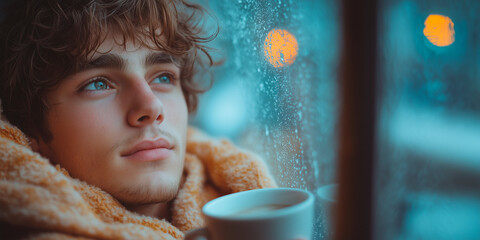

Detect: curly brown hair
[0, 0, 216, 141]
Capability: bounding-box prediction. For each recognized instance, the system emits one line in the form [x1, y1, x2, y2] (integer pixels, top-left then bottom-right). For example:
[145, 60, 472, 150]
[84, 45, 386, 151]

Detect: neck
[125, 202, 171, 221]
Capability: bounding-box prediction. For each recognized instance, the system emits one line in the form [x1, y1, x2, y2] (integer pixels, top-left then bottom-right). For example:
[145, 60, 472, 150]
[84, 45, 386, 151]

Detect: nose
[126, 80, 164, 128]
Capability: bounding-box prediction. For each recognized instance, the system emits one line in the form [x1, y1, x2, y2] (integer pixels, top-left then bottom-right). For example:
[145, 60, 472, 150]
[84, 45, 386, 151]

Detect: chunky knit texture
[0, 120, 277, 239]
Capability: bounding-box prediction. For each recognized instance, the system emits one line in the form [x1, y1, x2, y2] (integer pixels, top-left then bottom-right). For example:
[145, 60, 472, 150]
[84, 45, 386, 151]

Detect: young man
[0, 0, 276, 239]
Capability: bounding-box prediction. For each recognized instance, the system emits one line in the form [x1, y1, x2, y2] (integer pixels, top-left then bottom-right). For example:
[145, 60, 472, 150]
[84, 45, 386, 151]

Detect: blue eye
[153, 74, 173, 84]
[83, 78, 111, 91]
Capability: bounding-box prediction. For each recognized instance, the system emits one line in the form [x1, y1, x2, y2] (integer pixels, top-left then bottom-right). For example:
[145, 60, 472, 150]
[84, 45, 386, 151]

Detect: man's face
[38, 36, 188, 205]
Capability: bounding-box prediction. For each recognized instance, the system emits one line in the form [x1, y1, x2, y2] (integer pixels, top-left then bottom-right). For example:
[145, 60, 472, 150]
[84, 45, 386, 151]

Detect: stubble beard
[113, 172, 183, 205]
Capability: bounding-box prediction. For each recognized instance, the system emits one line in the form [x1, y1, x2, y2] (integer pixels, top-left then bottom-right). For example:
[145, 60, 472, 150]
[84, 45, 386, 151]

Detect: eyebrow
[144, 52, 180, 67]
[80, 52, 180, 72]
[81, 53, 126, 71]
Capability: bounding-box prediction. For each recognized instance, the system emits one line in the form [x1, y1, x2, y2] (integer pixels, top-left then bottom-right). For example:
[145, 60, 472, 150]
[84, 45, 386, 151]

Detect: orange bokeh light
[264, 29, 298, 68]
[423, 14, 455, 47]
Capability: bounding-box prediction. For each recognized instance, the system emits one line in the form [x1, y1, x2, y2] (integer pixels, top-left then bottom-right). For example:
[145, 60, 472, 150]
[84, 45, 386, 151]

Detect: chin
[112, 176, 181, 205]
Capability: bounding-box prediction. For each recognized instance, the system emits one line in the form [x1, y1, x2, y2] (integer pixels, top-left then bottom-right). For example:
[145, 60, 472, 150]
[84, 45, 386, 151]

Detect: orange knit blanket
[0, 120, 277, 239]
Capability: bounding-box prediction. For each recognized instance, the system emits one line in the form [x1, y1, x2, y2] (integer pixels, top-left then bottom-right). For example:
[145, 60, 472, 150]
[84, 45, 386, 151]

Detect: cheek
[164, 94, 188, 128]
[163, 94, 188, 150]
[165, 101, 188, 138]
[175, 102, 189, 127]
[46, 102, 121, 171]
[51, 104, 117, 139]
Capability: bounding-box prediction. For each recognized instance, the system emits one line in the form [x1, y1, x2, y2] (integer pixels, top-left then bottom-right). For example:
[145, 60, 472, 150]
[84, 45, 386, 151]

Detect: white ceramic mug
[184, 188, 315, 240]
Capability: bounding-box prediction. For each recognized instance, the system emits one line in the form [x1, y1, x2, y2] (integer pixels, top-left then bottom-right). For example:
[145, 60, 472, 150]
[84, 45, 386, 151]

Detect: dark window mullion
[335, 0, 378, 239]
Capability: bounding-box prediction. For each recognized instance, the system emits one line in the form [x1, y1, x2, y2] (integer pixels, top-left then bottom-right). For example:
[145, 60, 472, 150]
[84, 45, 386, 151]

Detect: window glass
[375, 0, 480, 239]
[190, 0, 340, 239]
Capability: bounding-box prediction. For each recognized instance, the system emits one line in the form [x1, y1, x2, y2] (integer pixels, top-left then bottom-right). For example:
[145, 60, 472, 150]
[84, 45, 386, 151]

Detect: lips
[121, 138, 173, 162]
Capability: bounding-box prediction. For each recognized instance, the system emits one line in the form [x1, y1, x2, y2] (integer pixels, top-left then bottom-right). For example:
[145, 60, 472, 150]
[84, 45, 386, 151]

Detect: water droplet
[259, 83, 265, 91]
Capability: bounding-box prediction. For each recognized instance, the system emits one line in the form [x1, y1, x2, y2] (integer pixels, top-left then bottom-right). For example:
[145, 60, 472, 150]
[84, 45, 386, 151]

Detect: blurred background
[190, 0, 480, 239]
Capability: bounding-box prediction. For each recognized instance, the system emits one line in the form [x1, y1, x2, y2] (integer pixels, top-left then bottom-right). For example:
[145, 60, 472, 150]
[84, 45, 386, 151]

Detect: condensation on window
[190, 0, 340, 239]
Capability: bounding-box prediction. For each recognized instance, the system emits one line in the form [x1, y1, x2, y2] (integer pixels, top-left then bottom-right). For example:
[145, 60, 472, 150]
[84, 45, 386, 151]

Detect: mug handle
[184, 227, 209, 240]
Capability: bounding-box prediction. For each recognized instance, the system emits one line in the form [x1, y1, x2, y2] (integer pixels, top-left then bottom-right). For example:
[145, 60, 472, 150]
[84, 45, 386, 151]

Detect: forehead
[94, 35, 155, 58]
[86, 35, 181, 69]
